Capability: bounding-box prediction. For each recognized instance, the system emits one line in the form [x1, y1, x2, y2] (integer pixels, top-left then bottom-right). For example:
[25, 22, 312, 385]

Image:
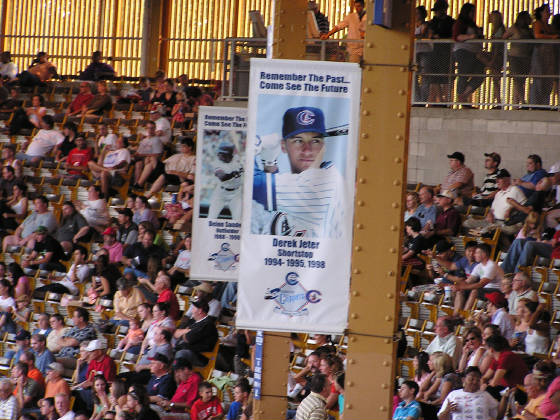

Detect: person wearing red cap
[485, 291, 514, 340]
[101, 227, 123, 264]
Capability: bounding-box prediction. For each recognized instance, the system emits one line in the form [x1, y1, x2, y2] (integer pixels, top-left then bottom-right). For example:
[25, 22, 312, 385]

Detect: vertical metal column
[253, 1, 307, 420]
[141, 0, 163, 76]
[343, 0, 413, 419]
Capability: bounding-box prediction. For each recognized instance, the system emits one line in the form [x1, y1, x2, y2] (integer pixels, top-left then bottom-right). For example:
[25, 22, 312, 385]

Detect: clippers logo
[296, 110, 315, 126]
[264, 272, 322, 317]
[208, 242, 239, 271]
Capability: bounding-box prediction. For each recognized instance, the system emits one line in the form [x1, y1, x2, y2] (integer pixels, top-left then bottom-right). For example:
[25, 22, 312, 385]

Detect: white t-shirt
[155, 117, 171, 144]
[0, 62, 18, 80]
[103, 148, 131, 168]
[137, 136, 163, 155]
[491, 308, 514, 340]
[98, 133, 118, 149]
[0, 296, 15, 311]
[438, 389, 498, 420]
[470, 260, 500, 289]
[492, 186, 526, 220]
[26, 129, 64, 156]
[80, 199, 110, 228]
[174, 250, 191, 270]
[60, 264, 91, 295]
[58, 410, 76, 420]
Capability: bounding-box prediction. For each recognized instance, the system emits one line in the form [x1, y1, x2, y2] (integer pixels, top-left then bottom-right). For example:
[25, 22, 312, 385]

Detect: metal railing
[412, 39, 560, 109]
[220, 38, 365, 100]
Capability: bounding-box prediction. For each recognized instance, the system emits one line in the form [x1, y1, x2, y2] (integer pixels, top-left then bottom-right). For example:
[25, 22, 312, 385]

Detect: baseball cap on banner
[282, 107, 327, 139]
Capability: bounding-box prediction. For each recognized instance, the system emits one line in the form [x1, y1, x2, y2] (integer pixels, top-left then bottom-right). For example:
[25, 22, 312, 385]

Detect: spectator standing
[452, 3, 485, 105]
[503, 12, 534, 106]
[530, 4, 558, 106]
[427, 0, 455, 103]
[320, 0, 365, 63]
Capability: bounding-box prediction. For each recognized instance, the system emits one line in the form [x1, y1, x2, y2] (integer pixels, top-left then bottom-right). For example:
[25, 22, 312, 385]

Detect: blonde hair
[430, 351, 453, 377]
[520, 211, 542, 239]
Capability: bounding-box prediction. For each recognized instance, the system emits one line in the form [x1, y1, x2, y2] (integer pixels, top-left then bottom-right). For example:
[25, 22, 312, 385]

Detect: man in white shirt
[452, 243, 500, 313]
[54, 393, 75, 420]
[485, 291, 514, 340]
[16, 115, 64, 164]
[507, 272, 538, 316]
[88, 135, 131, 197]
[132, 120, 164, 188]
[426, 316, 462, 369]
[463, 169, 526, 236]
[0, 52, 18, 81]
[438, 366, 498, 420]
[150, 107, 172, 144]
[321, 0, 365, 63]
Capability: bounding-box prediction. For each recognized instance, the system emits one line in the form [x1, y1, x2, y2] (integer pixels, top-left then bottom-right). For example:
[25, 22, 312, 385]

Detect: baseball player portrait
[251, 106, 345, 238]
[200, 131, 244, 220]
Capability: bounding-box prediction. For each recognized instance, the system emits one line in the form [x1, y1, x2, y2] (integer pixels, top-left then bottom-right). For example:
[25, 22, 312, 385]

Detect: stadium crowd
[0, 48, 258, 420]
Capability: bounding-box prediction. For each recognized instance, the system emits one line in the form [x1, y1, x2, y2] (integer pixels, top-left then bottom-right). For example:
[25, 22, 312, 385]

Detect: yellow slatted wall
[1, 1, 557, 81]
[2, 0, 143, 77]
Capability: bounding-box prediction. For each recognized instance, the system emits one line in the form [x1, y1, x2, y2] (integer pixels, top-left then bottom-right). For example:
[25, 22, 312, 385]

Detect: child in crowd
[191, 381, 224, 420]
[226, 378, 251, 420]
[116, 317, 144, 354]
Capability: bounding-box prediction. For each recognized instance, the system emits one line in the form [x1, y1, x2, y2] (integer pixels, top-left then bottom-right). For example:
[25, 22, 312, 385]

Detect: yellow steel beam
[253, 2, 308, 420]
[343, 0, 414, 419]
[272, 0, 307, 60]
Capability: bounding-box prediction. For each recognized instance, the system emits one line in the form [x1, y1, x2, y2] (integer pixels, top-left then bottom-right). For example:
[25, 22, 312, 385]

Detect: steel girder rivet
[346, 404, 353, 410]
[401, 44, 408, 50]
[359, 155, 367, 161]
[352, 290, 359, 296]
[385, 315, 392, 321]
[400, 67, 407, 72]
[394, 157, 402, 163]
[361, 133, 369, 139]
[387, 271, 395, 276]
[278, 38, 284, 43]
[366, 42, 373, 48]
[395, 134, 403, 141]
[299, 54, 305, 58]
[387, 293, 394, 299]
[393, 179, 401, 186]
[301, 24, 305, 29]
[384, 338, 391, 344]
[350, 336, 357, 342]
[349, 359, 355, 364]
[279, 24, 285, 28]
[362, 110, 370, 116]
[389, 248, 396, 254]
[356, 223, 364, 229]
[355, 246, 362, 252]
[390, 225, 397, 231]
[398, 89, 406, 95]
[383, 360, 390, 367]
[392, 202, 399, 208]
[279, 9, 285, 14]
[364, 87, 371, 93]
[277, 53, 283, 57]
[348, 381, 354, 387]
[397, 112, 404, 118]
[380, 406, 388, 412]
[357, 200, 365, 206]
[351, 313, 358, 319]
[353, 268, 360, 274]
[381, 383, 388, 389]
[358, 178, 366, 183]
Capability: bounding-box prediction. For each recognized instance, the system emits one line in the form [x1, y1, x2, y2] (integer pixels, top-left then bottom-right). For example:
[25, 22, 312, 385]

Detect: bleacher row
[398, 183, 560, 381]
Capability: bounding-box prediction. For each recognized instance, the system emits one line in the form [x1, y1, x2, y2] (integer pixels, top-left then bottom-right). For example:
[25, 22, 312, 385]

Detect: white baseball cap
[549, 162, 560, 175]
[85, 339, 106, 352]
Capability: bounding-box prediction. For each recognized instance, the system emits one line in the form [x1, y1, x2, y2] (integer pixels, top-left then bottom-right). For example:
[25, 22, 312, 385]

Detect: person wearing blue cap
[205, 131, 244, 220]
[252, 106, 344, 238]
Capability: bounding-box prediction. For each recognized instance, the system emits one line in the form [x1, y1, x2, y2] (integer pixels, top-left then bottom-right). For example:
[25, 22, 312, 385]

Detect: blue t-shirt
[415, 204, 437, 228]
[520, 169, 547, 197]
[393, 400, 421, 420]
[455, 257, 477, 276]
[227, 401, 242, 420]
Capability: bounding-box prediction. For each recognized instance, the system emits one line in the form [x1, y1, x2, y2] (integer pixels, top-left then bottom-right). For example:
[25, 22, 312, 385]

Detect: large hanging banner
[236, 58, 361, 334]
[191, 106, 247, 281]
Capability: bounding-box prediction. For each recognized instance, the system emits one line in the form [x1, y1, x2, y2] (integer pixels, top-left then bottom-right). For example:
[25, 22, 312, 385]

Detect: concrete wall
[408, 108, 560, 188]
